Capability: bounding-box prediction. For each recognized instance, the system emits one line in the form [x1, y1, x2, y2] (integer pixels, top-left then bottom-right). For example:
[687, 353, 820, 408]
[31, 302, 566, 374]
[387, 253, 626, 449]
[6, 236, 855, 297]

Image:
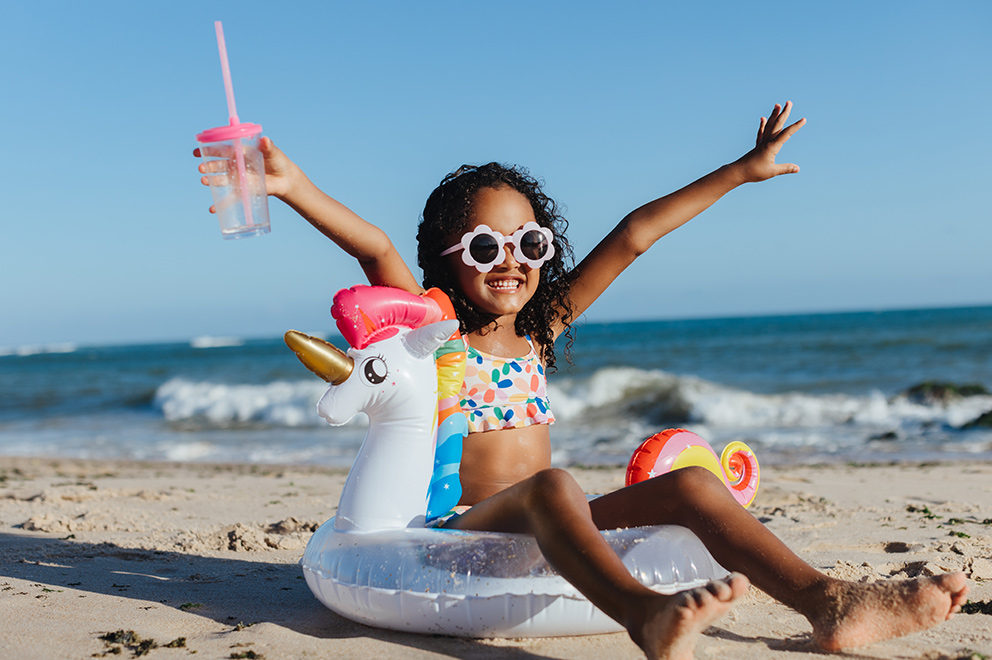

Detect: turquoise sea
[2, 306, 991, 467]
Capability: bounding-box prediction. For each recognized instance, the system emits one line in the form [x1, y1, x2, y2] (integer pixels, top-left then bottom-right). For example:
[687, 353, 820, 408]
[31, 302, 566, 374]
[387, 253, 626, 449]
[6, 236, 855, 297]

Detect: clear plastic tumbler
[196, 122, 270, 240]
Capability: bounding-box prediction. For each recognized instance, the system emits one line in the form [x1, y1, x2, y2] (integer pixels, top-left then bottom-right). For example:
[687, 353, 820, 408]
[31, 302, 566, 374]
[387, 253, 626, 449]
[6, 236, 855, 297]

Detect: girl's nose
[498, 244, 520, 269]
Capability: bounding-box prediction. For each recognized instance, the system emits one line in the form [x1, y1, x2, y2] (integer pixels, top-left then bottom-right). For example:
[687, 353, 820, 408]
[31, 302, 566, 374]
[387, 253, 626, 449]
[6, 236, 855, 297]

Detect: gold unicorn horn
[284, 330, 354, 385]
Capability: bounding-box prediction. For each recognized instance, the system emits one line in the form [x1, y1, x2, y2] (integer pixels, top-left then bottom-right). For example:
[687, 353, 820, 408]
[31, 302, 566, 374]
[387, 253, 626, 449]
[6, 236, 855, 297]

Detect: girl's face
[447, 186, 541, 320]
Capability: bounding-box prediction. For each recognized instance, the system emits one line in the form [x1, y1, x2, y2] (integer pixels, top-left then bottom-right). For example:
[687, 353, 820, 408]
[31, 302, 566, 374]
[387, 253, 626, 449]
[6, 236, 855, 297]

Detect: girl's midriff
[458, 424, 552, 504]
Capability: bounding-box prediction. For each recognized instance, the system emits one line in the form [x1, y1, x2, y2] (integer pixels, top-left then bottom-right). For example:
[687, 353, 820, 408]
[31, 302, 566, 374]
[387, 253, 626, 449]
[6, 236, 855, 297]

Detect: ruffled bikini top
[458, 337, 556, 433]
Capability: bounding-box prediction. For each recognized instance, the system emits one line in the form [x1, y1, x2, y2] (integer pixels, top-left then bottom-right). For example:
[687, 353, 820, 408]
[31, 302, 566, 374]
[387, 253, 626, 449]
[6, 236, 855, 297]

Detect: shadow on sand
[0, 531, 575, 659]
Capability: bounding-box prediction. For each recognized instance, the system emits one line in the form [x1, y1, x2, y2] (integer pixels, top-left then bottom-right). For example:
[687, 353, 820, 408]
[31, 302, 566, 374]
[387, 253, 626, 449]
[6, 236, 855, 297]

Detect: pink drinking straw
[214, 21, 254, 229]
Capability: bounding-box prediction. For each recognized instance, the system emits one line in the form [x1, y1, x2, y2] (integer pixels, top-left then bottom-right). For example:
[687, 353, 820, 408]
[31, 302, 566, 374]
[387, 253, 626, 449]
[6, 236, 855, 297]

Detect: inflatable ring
[289, 287, 729, 637]
[302, 518, 728, 637]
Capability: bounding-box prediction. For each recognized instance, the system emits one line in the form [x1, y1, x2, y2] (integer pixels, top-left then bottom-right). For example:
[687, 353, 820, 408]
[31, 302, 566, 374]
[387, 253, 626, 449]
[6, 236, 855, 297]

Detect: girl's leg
[589, 466, 969, 650]
[446, 468, 748, 660]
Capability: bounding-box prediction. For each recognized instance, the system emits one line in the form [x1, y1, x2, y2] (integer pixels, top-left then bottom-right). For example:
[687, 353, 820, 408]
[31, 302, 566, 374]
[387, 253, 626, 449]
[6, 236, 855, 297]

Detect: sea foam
[154, 367, 992, 446]
[0, 343, 78, 357]
[153, 378, 332, 428]
[190, 336, 245, 349]
[549, 367, 992, 446]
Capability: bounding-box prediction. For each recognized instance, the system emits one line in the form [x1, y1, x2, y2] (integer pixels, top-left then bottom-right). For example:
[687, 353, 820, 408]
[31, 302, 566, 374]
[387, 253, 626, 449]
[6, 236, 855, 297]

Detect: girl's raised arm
[196, 137, 422, 294]
[560, 102, 805, 333]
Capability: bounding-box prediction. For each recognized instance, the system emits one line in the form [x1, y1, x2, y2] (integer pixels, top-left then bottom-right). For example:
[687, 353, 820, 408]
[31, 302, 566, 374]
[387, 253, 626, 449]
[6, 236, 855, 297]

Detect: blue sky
[2, 1, 989, 347]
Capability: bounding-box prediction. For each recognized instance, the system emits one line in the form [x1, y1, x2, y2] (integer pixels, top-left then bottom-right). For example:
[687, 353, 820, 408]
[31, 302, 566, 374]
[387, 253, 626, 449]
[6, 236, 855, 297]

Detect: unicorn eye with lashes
[360, 355, 388, 385]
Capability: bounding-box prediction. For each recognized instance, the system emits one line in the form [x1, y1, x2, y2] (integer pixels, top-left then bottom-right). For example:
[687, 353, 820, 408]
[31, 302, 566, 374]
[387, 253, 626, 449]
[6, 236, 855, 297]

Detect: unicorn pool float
[285, 285, 760, 637]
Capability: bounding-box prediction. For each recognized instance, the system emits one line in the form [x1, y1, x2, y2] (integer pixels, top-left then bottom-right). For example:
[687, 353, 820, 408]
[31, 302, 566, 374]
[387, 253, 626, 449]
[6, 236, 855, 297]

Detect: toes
[940, 572, 968, 591]
[705, 579, 733, 601]
[688, 574, 748, 609]
[726, 573, 750, 600]
[684, 587, 713, 609]
[936, 572, 970, 609]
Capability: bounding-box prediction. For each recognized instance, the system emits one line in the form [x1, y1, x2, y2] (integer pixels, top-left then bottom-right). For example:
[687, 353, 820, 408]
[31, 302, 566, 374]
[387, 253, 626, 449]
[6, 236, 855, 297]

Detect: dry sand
[1, 457, 990, 659]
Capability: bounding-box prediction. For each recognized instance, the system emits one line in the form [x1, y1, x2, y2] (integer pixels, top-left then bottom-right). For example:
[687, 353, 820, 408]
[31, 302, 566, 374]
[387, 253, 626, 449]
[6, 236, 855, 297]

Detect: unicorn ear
[403, 320, 460, 359]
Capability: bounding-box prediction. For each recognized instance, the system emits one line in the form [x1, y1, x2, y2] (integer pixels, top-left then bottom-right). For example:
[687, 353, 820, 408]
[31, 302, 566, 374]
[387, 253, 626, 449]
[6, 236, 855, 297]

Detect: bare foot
[809, 572, 969, 650]
[627, 573, 749, 660]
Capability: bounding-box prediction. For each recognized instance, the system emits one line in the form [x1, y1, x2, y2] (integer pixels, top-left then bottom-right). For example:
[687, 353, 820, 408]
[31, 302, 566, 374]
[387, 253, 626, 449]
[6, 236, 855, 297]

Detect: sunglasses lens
[468, 233, 500, 265]
[519, 230, 549, 261]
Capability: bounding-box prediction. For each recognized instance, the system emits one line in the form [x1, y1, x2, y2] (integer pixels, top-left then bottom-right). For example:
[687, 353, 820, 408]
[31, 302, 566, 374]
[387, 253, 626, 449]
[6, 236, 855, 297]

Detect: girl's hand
[733, 101, 806, 183]
[193, 136, 297, 214]
[254, 137, 296, 199]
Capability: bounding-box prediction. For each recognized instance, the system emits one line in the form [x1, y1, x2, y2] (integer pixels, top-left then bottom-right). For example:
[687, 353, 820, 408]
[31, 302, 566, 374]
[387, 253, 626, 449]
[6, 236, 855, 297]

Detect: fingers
[201, 172, 234, 188]
[198, 161, 234, 188]
[756, 116, 767, 147]
[195, 143, 235, 193]
[764, 103, 783, 137]
[197, 143, 234, 159]
[259, 136, 290, 173]
[770, 101, 792, 134]
[199, 158, 230, 175]
[758, 102, 804, 144]
[259, 136, 288, 164]
[195, 144, 237, 215]
[741, 104, 804, 181]
[775, 117, 807, 145]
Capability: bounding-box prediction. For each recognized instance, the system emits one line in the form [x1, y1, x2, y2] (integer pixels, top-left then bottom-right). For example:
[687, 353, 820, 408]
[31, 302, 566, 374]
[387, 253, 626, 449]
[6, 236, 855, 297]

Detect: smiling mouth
[487, 278, 522, 292]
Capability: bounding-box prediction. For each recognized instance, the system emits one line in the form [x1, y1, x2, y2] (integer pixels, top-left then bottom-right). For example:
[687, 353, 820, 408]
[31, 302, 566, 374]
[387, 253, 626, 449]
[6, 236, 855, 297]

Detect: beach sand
[1, 457, 990, 659]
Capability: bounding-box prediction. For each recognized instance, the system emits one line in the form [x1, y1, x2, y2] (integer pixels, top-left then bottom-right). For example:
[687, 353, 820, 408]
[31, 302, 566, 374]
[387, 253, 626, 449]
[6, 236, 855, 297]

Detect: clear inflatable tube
[288, 288, 730, 637]
[301, 518, 729, 637]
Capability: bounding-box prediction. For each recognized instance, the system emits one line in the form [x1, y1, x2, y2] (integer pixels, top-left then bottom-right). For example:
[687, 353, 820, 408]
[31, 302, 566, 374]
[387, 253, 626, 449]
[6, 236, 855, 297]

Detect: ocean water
[2, 306, 991, 468]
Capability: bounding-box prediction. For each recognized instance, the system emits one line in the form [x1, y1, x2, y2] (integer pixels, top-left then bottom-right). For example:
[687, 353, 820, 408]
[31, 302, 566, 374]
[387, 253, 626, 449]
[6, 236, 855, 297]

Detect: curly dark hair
[417, 163, 575, 372]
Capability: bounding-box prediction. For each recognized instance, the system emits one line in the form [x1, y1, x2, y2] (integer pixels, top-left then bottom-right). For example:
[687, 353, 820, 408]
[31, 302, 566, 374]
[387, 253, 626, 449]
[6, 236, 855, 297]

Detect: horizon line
[4, 300, 991, 354]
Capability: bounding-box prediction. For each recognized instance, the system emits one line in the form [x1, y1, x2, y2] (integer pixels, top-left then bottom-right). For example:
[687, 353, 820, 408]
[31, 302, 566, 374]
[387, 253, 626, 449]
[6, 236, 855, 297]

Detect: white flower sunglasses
[440, 222, 556, 273]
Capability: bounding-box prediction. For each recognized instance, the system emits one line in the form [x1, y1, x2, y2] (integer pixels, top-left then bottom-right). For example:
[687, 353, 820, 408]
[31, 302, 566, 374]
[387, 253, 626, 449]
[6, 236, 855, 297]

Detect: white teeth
[489, 280, 520, 291]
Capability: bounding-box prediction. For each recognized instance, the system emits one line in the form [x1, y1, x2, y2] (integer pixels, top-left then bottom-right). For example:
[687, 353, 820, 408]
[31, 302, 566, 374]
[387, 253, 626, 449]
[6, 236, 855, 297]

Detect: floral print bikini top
[459, 337, 556, 433]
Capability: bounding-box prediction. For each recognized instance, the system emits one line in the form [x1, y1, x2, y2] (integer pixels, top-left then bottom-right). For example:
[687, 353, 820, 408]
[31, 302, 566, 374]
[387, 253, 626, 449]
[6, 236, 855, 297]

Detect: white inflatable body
[288, 287, 728, 638]
[301, 520, 727, 637]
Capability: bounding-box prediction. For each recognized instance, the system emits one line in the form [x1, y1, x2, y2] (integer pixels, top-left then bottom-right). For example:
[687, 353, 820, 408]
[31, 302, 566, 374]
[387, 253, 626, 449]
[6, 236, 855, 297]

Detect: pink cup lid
[196, 121, 262, 143]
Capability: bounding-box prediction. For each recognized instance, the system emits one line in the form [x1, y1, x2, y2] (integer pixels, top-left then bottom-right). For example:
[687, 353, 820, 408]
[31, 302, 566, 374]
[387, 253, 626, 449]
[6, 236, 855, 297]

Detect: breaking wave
[153, 368, 992, 445]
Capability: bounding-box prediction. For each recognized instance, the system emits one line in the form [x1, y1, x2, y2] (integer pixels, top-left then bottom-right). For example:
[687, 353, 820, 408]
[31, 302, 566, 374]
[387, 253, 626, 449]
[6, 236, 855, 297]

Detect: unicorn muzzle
[284, 330, 354, 384]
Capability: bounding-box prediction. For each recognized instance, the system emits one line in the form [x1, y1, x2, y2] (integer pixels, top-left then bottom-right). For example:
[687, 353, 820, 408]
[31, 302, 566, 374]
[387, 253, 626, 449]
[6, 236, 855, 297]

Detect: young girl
[196, 102, 968, 660]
